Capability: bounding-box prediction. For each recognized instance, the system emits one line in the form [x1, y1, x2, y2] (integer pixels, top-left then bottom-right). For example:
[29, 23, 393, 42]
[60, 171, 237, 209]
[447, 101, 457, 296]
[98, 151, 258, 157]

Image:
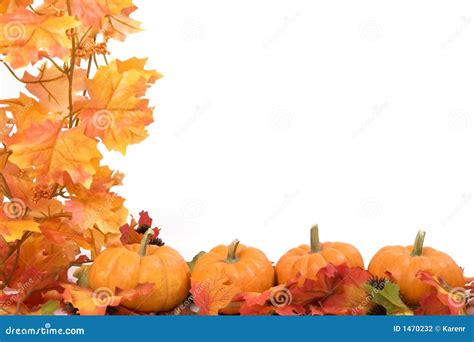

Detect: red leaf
[417, 271, 468, 315]
[138, 211, 152, 227]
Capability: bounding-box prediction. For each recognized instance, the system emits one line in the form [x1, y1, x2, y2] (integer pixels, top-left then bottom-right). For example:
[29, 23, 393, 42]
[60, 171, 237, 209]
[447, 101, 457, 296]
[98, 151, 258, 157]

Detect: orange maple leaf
[0, 216, 40, 242]
[0, 93, 62, 134]
[22, 66, 87, 114]
[0, 0, 32, 14]
[0, 8, 79, 68]
[190, 270, 240, 315]
[62, 283, 154, 315]
[78, 58, 162, 154]
[65, 187, 128, 234]
[5, 120, 102, 187]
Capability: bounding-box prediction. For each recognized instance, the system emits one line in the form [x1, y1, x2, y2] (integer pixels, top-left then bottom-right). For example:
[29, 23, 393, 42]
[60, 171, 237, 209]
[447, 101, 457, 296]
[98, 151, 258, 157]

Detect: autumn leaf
[0, 8, 79, 68]
[0, 211, 40, 242]
[6, 120, 102, 187]
[191, 271, 240, 315]
[62, 282, 154, 315]
[104, 11, 141, 41]
[416, 271, 469, 315]
[118, 214, 143, 245]
[23, 66, 87, 114]
[236, 287, 305, 316]
[10, 234, 79, 292]
[72, 0, 136, 30]
[235, 264, 373, 316]
[78, 58, 162, 154]
[0, 0, 32, 14]
[62, 284, 121, 315]
[364, 281, 413, 316]
[0, 93, 56, 133]
[39, 217, 90, 249]
[65, 187, 128, 234]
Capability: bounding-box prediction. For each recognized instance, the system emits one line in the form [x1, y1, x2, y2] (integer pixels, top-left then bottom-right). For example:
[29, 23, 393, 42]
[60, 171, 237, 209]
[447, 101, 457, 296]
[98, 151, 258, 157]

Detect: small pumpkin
[368, 230, 464, 305]
[275, 224, 364, 284]
[191, 239, 275, 314]
[89, 229, 190, 312]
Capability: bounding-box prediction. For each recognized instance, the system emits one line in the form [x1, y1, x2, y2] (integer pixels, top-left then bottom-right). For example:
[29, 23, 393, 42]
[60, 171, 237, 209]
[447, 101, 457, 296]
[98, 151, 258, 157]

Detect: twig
[1, 62, 63, 84]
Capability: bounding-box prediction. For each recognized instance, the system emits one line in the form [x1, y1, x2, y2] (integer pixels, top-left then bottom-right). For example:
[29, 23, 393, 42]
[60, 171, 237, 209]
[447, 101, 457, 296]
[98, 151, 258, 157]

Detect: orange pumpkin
[368, 230, 464, 305]
[275, 224, 364, 284]
[191, 239, 275, 314]
[89, 229, 190, 312]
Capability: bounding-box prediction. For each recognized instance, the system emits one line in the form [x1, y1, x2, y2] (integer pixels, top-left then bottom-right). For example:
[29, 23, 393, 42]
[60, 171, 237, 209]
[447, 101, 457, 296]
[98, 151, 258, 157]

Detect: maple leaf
[119, 215, 141, 245]
[0, 93, 56, 133]
[0, 0, 32, 14]
[0, 8, 79, 68]
[5, 120, 102, 187]
[190, 271, 240, 315]
[11, 234, 79, 291]
[235, 288, 305, 316]
[236, 264, 373, 316]
[22, 66, 87, 114]
[316, 265, 372, 315]
[65, 187, 128, 234]
[39, 217, 90, 249]
[138, 210, 152, 227]
[62, 283, 121, 315]
[416, 271, 469, 315]
[103, 10, 141, 41]
[0, 211, 40, 242]
[78, 58, 162, 154]
[61, 282, 153, 315]
[72, 0, 136, 30]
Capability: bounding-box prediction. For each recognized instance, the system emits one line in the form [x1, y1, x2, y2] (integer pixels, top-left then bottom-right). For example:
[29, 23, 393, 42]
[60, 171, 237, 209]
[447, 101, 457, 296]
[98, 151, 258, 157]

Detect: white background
[2, 1, 474, 274]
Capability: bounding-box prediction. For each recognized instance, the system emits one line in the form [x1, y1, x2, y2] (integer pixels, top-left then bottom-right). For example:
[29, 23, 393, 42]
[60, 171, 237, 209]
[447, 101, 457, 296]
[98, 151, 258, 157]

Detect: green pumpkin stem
[226, 239, 240, 263]
[411, 230, 426, 257]
[310, 224, 321, 253]
[139, 228, 154, 257]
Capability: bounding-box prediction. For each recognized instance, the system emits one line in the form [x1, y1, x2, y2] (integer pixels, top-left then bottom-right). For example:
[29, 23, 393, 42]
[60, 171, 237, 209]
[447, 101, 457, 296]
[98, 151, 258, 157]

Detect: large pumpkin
[89, 229, 190, 312]
[368, 230, 464, 305]
[275, 225, 364, 284]
[191, 239, 275, 314]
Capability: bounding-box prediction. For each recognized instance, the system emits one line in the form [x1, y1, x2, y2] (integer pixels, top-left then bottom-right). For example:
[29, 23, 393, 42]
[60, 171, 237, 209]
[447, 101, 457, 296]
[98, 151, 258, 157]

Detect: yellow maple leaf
[78, 58, 162, 154]
[0, 93, 59, 132]
[0, 8, 79, 68]
[0, 217, 40, 242]
[5, 120, 102, 187]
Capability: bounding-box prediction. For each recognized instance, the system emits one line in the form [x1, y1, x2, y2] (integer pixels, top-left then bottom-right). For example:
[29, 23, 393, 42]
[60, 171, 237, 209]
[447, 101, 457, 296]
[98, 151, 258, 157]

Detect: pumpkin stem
[226, 239, 240, 263]
[310, 224, 321, 253]
[139, 228, 154, 257]
[411, 230, 426, 257]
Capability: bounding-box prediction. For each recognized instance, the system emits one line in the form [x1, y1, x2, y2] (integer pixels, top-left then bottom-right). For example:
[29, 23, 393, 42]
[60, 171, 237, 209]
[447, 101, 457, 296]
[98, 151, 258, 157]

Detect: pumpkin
[368, 230, 464, 305]
[89, 229, 190, 312]
[275, 224, 364, 284]
[191, 239, 275, 314]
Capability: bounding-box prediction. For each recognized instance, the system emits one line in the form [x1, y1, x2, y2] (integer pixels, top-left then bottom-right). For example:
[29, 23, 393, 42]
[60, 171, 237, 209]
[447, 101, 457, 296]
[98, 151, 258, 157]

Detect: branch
[44, 56, 68, 74]
[1, 62, 63, 84]
[66, 0, 77, 129]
